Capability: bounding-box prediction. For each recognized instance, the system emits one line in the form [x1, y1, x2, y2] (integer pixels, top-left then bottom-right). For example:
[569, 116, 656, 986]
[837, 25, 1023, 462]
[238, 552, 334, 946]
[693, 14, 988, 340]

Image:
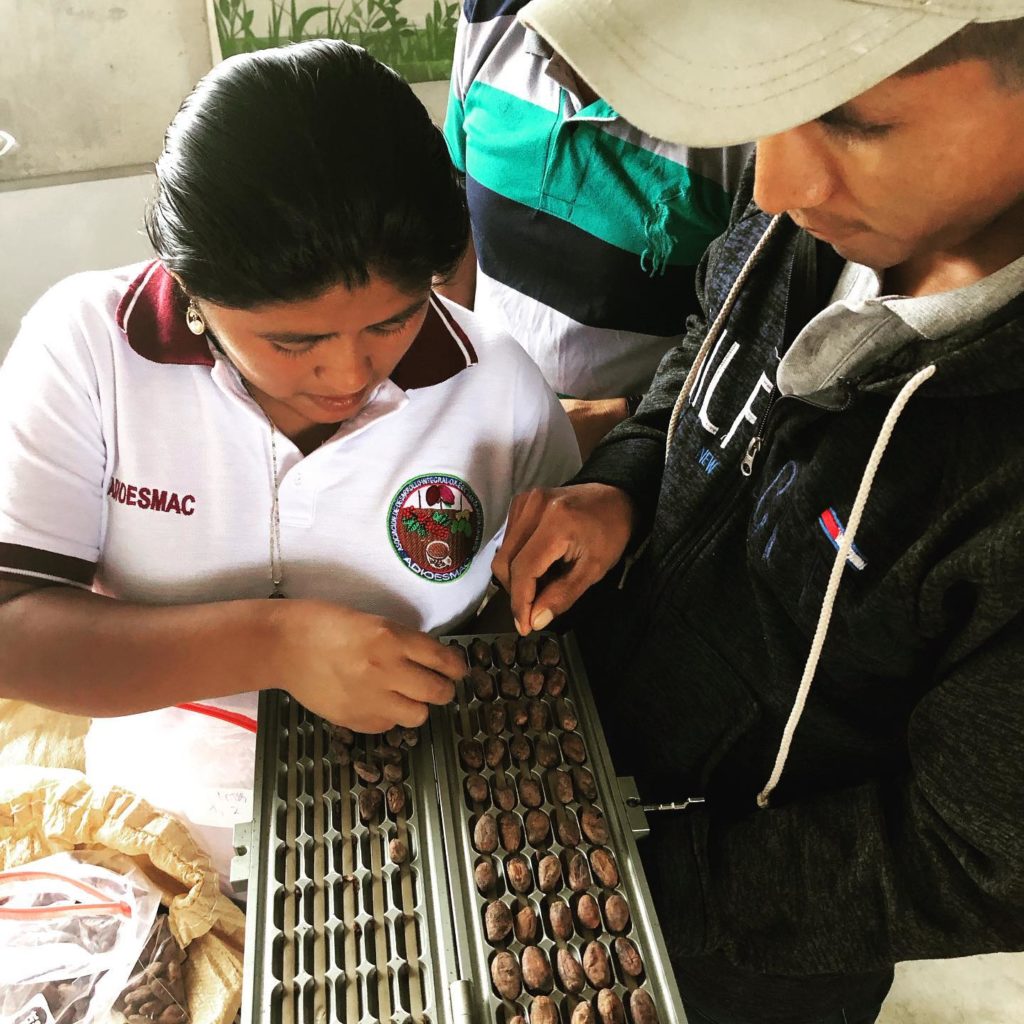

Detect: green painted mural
[213, 0, 459, 82]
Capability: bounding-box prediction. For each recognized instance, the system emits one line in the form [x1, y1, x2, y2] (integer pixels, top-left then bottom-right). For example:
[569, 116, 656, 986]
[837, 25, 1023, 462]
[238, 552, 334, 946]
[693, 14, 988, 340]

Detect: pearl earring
[185, 300, 206, 336]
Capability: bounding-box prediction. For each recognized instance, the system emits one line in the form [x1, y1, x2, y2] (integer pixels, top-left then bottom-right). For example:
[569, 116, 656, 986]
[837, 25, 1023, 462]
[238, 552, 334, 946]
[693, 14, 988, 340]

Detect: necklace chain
[267, 422, 284, 598]
[241, 379, 286, 599]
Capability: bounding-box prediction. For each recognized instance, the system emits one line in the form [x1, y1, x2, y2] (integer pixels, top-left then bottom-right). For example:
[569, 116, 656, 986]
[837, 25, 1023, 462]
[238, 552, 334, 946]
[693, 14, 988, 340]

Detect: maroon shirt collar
[116, 261, 477, 387]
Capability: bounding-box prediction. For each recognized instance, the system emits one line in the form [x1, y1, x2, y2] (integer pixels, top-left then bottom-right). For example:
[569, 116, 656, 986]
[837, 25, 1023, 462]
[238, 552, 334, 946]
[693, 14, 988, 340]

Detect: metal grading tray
[233, 632, 687, 1024]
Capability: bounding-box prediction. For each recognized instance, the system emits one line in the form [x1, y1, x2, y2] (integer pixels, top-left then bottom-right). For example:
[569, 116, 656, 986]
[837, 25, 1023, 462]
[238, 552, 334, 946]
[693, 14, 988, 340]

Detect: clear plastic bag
[113, 914, 190, 1024]
[0, 851, 160, 1024]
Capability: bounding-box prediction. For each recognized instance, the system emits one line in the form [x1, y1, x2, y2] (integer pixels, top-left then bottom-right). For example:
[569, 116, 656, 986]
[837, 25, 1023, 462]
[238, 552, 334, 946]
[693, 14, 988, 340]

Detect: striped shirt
[444, 0, 753, 399]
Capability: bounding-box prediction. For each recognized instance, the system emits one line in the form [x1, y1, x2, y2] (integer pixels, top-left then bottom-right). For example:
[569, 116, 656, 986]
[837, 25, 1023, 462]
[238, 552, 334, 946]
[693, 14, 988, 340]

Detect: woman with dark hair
[0, 41, 579, 880]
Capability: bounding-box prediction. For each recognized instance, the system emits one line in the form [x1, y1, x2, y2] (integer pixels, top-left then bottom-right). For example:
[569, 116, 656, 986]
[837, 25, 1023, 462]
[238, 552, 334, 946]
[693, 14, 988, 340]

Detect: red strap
[175, 702, 259, 733]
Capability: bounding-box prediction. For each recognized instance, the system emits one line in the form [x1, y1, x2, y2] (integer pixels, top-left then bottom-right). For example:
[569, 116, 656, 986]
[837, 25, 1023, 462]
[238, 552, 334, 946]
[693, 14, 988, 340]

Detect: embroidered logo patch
[388, 474, 483, 583]
[818, 507, 866, 571]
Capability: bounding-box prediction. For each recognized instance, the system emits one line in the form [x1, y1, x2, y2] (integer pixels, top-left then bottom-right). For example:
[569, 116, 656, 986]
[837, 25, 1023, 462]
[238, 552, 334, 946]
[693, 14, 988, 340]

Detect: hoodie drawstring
[756, 362, 937, 808]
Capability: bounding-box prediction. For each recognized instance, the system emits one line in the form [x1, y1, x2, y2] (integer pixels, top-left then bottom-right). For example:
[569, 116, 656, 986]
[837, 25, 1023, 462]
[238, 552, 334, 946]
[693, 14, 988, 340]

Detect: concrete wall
[1, 1, 215, 184]
[1, 81, 450, 361]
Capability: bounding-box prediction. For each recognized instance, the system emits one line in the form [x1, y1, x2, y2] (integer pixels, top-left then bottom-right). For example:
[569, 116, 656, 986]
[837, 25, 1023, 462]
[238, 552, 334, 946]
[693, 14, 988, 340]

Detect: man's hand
[492, 483, 636, 635]
[560, 398, 629, 461]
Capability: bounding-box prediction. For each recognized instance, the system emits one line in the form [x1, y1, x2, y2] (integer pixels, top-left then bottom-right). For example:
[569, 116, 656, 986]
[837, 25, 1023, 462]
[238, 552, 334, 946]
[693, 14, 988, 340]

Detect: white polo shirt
[0, 261, 580, 631]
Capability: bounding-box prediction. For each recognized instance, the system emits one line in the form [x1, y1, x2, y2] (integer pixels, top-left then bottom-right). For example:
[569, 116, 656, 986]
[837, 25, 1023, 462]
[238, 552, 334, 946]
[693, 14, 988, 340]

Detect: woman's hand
[273, 601, 465, 732]
[491, 483, 636, 635]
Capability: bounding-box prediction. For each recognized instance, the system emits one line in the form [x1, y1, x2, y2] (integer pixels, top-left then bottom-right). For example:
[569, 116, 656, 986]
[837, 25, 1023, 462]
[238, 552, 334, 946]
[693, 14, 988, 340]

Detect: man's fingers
[529, 558, 600, 629]
[492, 490, 547, 591]
[508, 528, 572, 635]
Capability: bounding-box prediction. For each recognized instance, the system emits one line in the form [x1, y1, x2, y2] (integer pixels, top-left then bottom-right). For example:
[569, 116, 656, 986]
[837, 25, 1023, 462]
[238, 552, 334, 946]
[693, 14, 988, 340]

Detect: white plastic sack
[84, 696, 258, 898]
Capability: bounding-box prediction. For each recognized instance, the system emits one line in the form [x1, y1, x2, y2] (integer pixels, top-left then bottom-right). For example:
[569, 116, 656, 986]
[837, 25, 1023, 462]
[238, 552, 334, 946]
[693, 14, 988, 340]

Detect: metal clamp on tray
[235, 632, 687, 1023]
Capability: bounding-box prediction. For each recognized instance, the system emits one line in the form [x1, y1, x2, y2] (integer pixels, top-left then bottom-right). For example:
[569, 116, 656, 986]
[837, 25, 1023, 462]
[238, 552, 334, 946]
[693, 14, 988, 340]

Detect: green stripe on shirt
[457, 81, 732, 266]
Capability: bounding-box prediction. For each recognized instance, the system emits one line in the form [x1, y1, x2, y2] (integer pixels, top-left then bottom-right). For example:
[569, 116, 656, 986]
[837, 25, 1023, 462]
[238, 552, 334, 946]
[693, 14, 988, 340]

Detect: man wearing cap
[493, 2, 1024, 1022]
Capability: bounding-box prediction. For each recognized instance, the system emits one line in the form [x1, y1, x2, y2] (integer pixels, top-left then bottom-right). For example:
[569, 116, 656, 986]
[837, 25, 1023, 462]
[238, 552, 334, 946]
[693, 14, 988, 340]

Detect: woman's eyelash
[370, 320, 408, 336]
[272, 343, 312, 358]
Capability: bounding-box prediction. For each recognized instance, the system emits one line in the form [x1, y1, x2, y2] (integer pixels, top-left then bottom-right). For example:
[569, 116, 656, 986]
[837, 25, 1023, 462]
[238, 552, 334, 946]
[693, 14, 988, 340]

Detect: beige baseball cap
[517, 0, 1024, 146]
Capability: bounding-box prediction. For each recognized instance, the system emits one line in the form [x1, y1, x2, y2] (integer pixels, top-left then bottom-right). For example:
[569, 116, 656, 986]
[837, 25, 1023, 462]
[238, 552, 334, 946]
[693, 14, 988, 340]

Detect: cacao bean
[575, 893, 601, 930]
[571, 1003, 597, 1024]
[159, 1009, 187, 1024]
[544, 667, 567, 697]
[359, 787, 383, 823]
[354, 760, 381, 784]
[506, 853, 533, 893]
[580, 807, 609, 845]
[493, 781, 518, 811]
[590, 848, 619, 888]
[522, 945, 553, 994]
[510, 734, 533, 762]
[470, 667, 496, 702]
[485, 735, 508, 769]
[474, 812, 499, 853]
[333, 725, 355, 746]
[561, 732, 587, 765]
[548, 897, 573, 940]
[535, 734, 561, 768]
[614, 936, 643, 978]
[389, 837, 408, 864]
[519, 776, 544, 808]
[556, 809, 581, 848]
[470, 638, 493, 667]
[383, 761, 404, 783]
[373, 744, 402, 765]
[510, 699, 530, 727]
[597, 989, 625, 1024]
[582, 941, 613, 989]
[529, 994, 559, 1024]
[385, 725, 404, 747]
[490, 950, 522, 1000]
[139, 1002, 162, 1019]
[522, 666, 546, 697]
[539, 636, 561, 666]
[494, 635, 517, 666]
[628, 989, 660, 1024]
[525, 808, 551, 846]
[556, 947, 586, 994]
[603, 894, 631, 933]
[567, 851, 591, 891]
[484, 899, 513, 943]
[499, 668, 522, 699]
[401, 727, 419, 747]
[550, 769, 574, 805]
[554, 698, 577, 731]
[499, 811, 524, 852]
[527, 699, 550, 731]
[514, 903, 538, 943]
[483, 702, 507, 735]
[459, 739, 484, 772]
[465, 773, 489, 804]
[536, 853, 563, 892]
[572, 766, 598, 801]
[475, 858, 497, 894]
[386, 784, 406, 816]
[517, 635, 538, 665]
